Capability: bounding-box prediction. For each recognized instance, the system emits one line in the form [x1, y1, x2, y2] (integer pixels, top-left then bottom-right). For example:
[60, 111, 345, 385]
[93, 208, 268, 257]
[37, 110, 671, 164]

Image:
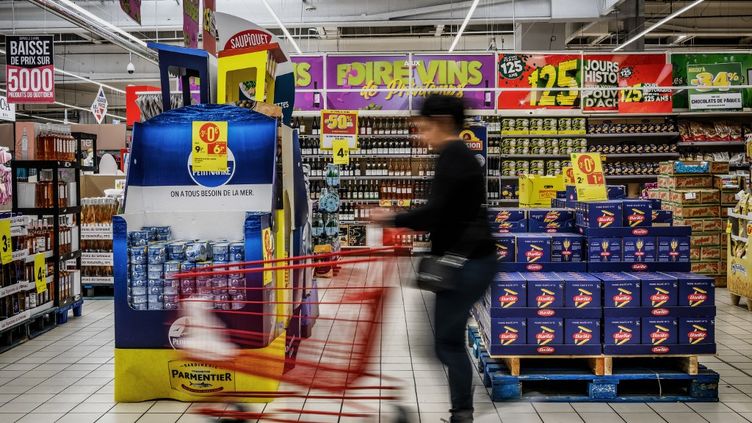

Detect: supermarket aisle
[0, 258, 750, 422]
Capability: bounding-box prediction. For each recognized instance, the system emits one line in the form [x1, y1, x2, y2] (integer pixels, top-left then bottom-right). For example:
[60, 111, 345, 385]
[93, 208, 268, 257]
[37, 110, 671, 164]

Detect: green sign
[687, 62, 743, 110]
[672, 53, 752, 109]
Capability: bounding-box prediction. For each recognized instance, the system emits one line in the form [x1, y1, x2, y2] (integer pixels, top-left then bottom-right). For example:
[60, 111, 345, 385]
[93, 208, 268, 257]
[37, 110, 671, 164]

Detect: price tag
[34, 253, 46, 294]
[191, 121, 228, 172]
[0, 220, 13, 265]
[397, 199, 411, 207]
[379, 199, 393, 208]
[563, 167, 575, 185]
[684, 192, 697, 200]
[332, 139, 350, 165]
[320, 110, 358, 150]
[571, 153, 607, 201]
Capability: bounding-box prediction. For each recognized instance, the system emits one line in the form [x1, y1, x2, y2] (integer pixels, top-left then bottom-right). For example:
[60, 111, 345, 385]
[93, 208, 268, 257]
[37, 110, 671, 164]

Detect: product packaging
[671, 272, 715, 307]
[488, 208, 527, 233]
[657, 236, 691, 262]
[636, 272, 678, 308]
[623, 237, 657, 262]
[652, 210, 673, 227]
[525, 273, 564, 308]
[605, 318, 641, 345]
[527, 318, 564, 345]
[622, 200, 653, 227]
[559, 272, 601, 309]
[493, 234, 516, 263]
[490, 272, 527, 308]
[642, 317, 677, 346]
[527, 209, 575, 233]
[550, 234, 583, 263]
[565, 319, 601, 346]
[598, 272, 641, 308]
[588, 237, 623, 262]
[489, 318, 526, 346]
[679, 317, 715, 345]
[516, 234, 552, 263]
[577, 201, 624, 229]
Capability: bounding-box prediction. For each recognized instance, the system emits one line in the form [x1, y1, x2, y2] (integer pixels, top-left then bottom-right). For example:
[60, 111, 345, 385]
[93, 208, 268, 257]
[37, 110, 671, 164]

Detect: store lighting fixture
[260, 0, 303, 54]
[58, 0, 148, 49]
[448, 0, 481, 52]
[613, 0, 705, 51]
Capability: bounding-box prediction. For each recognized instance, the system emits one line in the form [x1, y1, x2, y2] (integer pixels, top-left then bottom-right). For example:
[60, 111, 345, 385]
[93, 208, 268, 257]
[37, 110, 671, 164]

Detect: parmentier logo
[168, 360, 236, 394]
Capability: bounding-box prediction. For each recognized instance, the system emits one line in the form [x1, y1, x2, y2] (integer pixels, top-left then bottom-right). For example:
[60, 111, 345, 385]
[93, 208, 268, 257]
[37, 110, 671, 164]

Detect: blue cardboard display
[576, 201, 623, 229]
[603, 344, 716, 355]
[602, 305, 716, 318]
[488, 208, 527, 233]
[642, 317, 678, 346]
[565, 319, 601, 346]
[596, 272, 641, 308]
[670, 272, 715, 308]
[635, 272, 678, 308]
[488, 344, 603, 356]
[652, 210, 673, 226]
[657, 237, 691, 263]
[528, 209, 575, 233]
[516, 234, 552, 264]
[623, 237, 657, 262]
[577, 226, 692, 237]
[524, 273, 564, 309]
[557, 272, 601, 309]
[679, 317, 715, 345]
[489, 307, 602, 319]
[498, 262, 588, 272]
[527, 318, 564, 346]
[490, 272, 527, 309]
[587, 262, 692, 273]
[623, 200, 653, 228]
[493, 234, 516, 263]
[551, 234, 584, 263]
[487, 318, 526, 346]
[587, 237, 623, 262]
[605, 317, 641, 345]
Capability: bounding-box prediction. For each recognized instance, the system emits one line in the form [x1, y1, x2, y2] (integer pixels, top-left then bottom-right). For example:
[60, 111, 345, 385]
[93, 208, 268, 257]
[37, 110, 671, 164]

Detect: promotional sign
[91, 86, 108, 124]
[119, 0, 141, 24]
[671, 53, 752, 109]
[618, 64, 673, 114]
[320, 110, 358, 150]
[0, 96, 15, 122]
[332, 139, 350, 165]
[460, 125, 488, 172]
[292, 56, 324, 111]
[5, 35, 55, 104]
[687, 62, 743, 110]
[183, 0, 200, 48]
[411, 54, 496, 110]
[497, 53, 581, 110]
[125, 85, 160, 126]
[191, 121, 228, 172]
[34, 252, 46, 294]
[582, 53, 667, 112]
[326, 55, 409, 110]
[202, 0, 218, 56]
[571, 153, 607, 201]
[0, 220, 13, 265]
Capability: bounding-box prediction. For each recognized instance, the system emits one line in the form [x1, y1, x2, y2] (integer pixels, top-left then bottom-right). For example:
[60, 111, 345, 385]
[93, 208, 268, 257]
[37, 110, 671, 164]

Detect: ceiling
[0, 0, 750, 122]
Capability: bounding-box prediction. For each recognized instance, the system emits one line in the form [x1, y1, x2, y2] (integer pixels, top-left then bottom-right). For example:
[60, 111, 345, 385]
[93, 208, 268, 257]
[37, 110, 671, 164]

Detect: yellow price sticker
[332, 139, 350, 165]
[34, 253, 47, 294]
[191, 121, 228, 172]
[0, 219, 13, 265]
[325, 114, 351, 130]
[571, 153, 608, 201]
[397, 199, 411, 207]
[379, 199, 393, 208]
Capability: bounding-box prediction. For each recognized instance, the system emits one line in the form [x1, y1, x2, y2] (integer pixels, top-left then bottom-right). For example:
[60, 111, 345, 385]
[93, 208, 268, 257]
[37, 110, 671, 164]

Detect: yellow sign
[571, 153, 607, 201]
[168, 360, 236, 395]
[191, 121, 228, 172]
[320, 110, 358, 150]
[0, 220, 13, 265]
[563, 167, 575, 185]
[379, 199, 392, 208]
[34, 252, 46, 294]
[332, 139, 350, 165]
[397, 199, 412, 207]
[262, 228, 273, 285]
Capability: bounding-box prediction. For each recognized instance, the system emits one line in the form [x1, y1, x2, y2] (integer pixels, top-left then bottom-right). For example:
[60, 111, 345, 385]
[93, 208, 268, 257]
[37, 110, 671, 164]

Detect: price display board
[5, 36, 55, 104]
[497, 53, 582, 110]
[331, 139, 350, 165]
[34, 253, 47, 294]
[320, 110, 358, 150]
[191, 121, 228, 172]
[687, 62, 743, 110]
[0, 220, 12, 265]
[618, 64, 673, 114]
[571, 153, 607, 201]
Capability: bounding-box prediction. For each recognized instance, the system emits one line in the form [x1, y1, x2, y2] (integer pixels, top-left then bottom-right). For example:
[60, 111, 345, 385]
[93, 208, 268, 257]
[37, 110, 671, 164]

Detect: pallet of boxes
[649, 161, 729, 287]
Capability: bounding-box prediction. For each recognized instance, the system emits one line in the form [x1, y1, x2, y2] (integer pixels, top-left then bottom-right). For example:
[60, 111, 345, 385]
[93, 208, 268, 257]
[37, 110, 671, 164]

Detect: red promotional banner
[125, 85, 160, 126]
[618, 64, 673, 114]
[183, 0, 199, 48]
[583, 53, 667, 112]
[202, 0, 217, 56]
[5, 36, 55, 104]
[119, 0, 141, 24]
[497, 53, 582, 110]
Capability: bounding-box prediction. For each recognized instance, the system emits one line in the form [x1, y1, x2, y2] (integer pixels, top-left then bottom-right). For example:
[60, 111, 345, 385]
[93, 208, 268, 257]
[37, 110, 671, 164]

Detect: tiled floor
[0, 258, 750, 422]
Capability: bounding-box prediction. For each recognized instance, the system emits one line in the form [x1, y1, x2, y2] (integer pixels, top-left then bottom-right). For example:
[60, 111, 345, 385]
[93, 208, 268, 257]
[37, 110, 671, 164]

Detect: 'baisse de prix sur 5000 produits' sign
[5, 36, 55, 104]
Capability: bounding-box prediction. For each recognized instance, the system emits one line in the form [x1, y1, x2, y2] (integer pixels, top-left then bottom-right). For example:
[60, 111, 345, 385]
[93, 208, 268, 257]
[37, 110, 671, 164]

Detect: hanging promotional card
[582, 53, 667, 112]
[119, 0, 141, 24]
[671, 53, 752, 109]
[91, 87, 109, 124]
[183, 0, 200, 48]
[5, 35, 55, 104]
[0, 96, 15, 122]
[618, 64, 673, 114]
[411, 54, 496, 110]
[497, 53, 582, 110]
[325, 55, 410, 110]
[292, 56, 324, 111]
[202, 0, 217, 56]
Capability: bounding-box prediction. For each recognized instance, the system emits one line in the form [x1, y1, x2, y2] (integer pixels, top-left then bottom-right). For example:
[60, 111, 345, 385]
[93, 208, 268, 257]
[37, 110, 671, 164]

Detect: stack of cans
[127, 226, 172, 311]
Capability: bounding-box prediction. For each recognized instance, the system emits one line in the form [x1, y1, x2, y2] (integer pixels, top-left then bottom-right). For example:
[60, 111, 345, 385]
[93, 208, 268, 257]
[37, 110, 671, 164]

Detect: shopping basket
[172, 245, 411, 422]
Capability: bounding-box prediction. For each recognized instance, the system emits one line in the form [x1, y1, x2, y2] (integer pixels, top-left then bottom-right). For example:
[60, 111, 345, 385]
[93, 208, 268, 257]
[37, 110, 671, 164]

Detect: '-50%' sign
[320, 110, 358, 150]
[5, 36, 55, 104]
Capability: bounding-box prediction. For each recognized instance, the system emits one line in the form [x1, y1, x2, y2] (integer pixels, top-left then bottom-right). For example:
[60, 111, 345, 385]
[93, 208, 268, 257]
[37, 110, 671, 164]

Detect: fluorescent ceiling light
[59, 0, 148, 49]
[613, 0, 705, 51]
[260, 0, 303, 54]
[448, 0, 480, 52]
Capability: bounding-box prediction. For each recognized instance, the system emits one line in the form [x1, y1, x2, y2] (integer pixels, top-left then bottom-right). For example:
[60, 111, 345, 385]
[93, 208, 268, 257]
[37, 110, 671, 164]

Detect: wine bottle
[313, 81, 321, 108]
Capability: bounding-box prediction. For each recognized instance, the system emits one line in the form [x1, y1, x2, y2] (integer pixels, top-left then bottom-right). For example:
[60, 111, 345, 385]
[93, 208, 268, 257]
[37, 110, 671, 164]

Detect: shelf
[728, 211, 752, 221]
[0, 281, 33, 299]
[81, 224, 113, 240]
[304, 153, 438, 159]
[587, 132, 680, 138]
[81, 276, 114, 286]
[25, 250, 54, 263]
[309, 175, 431, 181]
[677, 141, 745, 147]
[60, 250, 81, 262]
[604, 175, 659, 180]
[0, 302, 55, 333]
[16, 206, 81, 215]
[492, 154, 571, 159]
[299, 134, 415, 139]
[602, 153, 681, 158]
[13, 160, 79, 169]
[731, 234, 749, 243]
[492, 133, 586, 138]
[488, 199, 519, 204]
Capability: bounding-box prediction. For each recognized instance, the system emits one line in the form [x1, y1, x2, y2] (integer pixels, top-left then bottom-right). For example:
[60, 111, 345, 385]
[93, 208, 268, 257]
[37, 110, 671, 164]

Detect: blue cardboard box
[623, 200, 653, 228]
[524, 273, 564, 309]
[657, 237, 691, 263]
[516, 234, 551, 264]
[642, 317, 677, 346]
[558, 272, 601, 309]
[551, 234, 583, 263]
[488, 208, 527, 233]
[670, 272, 715, 307]
[608, 185, 627, 200]
[623, 237, 657, 262]
[649, 198, 662, 210]
[652, 210, 673, 226]
[605, 317, 640, 345]
[489, 318, 526, 346]
[528, 209, 575, 233]
[596, 272, 641, 308]
[527, 318, 564, 346]
[679, 317, 715, 345]
[565, 319, 601, 346]
[577, 201, 623, 228]
[634, 272, 678, 308]
[588, 237, 623, 262]
[493, 234, 516, 263]
[566, 185, 578, 202]
[490, 272, 527, 309]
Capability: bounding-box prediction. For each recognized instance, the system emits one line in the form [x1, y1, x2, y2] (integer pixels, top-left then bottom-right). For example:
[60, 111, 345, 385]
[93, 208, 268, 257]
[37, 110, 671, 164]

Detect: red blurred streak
[173, 256, 382, 279]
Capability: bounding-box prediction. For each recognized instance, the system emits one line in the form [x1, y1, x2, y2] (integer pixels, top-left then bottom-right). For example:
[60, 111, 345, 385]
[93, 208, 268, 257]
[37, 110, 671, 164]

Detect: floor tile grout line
[396, 257, 421, 422]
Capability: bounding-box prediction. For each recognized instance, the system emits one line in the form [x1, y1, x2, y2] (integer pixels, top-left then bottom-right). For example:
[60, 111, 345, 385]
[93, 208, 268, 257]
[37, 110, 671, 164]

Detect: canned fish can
[229, 242, 244, 262]
[181, 278, 196, 290]
[129, 231, 149, 247]
[543, 118, 557, 133]
[181, 285, 194, 296]
[148, 285, 164, 296]
[147, 302, 164, 311]
[515, 118, 529, 133]
[130, 277, 147, 288]
[211, 243, 229, 262]
[163, 301, 179, 311]
[148, 279, 164, 288]
[231, 293, 246, 310]
[147, 244, 166, 264]
[181, 261, 195, 273]
[164, 271, 180, 281]
[131, 303, 148, 311]
[186, 242, 209, 262]
[163, 294, 179, 303]
[129, 246, 146, 265]
[530, 118, 544, 133]
[195, 261, 212, 270]
[130, 294, 148, 305]
[163, 260, 181, 273]
[131, 264, 147, 277]
[164, 278, 180, 289]
[196, 278, 212, 295]
[214, 294, 231, 310]
[156, 226, 172, 241]
[531, 138, 545, 148]
[131, 286, 147, 296]
[226, 263, 243, 279]
[147, 264, 163, 279]
[228, 276, 245, 295]
[167, 242, 186, 261]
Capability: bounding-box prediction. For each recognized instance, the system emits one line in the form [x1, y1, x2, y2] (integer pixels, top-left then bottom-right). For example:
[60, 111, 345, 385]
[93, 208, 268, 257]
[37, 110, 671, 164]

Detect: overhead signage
[320, 110, 358, 150]
[91, 86, 108, 124]
[0, 96, 15, 122]
[202, 0, 218, 56]
[582, 53, 667, 112]
[326, 55, 409, 111]
[411, 54, 496, 110]
[687, 62, 743, 110]
[618, 64, 673, 114]
[5, 35, 55, 104]
[671, 53, 752, 109]
[119, 0, 141, 24]
[497, 53, 582, 110]
[183, 0, 200, 48]
[292, 56, 324, 111]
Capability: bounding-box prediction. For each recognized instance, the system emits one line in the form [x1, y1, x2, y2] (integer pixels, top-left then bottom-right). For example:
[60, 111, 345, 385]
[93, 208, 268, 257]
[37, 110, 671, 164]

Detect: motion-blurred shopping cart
[172, 245, 411, 422]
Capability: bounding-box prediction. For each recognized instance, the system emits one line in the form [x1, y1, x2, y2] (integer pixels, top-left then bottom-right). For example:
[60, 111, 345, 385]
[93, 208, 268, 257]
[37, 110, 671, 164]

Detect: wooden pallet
[492, 356, 607, 376]
[604, 355, 698, 376]
[730, 292, 752, 311]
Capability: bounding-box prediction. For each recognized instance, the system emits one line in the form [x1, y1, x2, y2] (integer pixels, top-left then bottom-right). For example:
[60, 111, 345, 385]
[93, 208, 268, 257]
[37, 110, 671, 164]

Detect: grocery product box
[715, 174, 744, 190]
[657, 236, 691, 262]
[597, 272, 641, 308]
[490, 272, 527, 309]
[642, 317, 677, 346]
[679, 317, 715, 345]
[674, 217, 721, 232]
[664, 204, 720, 219]
[658, 175, 714, 190]
[636, 272, 678, 308]
[516, 234, 551, 263]
[527, 318, 564, 346]
[607, 185, 627, 200]
[527, 209, 575, 233]
[623, 236, 657, 262]
[691, 261, 723, 275]
[651, 210, 673, 227]
[648, 189, 669, 202]
[488, 318, 526, 346]
[577, 201, 623, 228]
[525, 273, 564, 309]
[488, 208, 527, 233]
[700, 246, 721, 261]
[493, 234, 516, 263]
[605, 317, 640, 345]
[558, 272, 601, 309]
[659, 160, 709, 175]
[691, 233, 722, 247]
[721, 190, 738, 205]
[519, 175, 564, 208]
[622, 200, 652, 227]
[550, 234, 583, 263]
[668, 189, 720, 205]
[565, 319, 601, 346]
[671, 272, 715, 307]
[588, 237, 623, 262]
